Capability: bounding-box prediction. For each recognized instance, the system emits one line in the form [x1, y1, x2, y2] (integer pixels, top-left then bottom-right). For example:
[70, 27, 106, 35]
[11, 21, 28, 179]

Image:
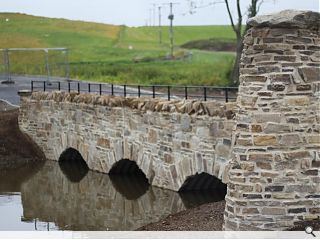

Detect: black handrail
[30, 80, 238, 102]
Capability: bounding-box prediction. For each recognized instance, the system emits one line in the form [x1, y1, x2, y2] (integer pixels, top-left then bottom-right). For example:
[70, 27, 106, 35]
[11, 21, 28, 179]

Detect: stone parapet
[224, 10, 320, 230]
[28, 91, 236, 117]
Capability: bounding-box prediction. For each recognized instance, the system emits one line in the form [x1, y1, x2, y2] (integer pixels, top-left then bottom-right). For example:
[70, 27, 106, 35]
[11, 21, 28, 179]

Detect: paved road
[0, 75, 160, 106]
[0, 75, 236, 106]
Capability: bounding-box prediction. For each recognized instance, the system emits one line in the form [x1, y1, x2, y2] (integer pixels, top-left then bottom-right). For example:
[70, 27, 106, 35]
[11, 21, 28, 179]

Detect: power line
[181, 0, 224, 16]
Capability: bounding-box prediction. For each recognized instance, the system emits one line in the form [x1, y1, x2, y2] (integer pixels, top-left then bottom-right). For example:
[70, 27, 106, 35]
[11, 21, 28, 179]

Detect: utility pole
[163, 2, 179, 58]
[152, 4, 156, 26]
[44, 49, 50, 84]
[149, 8, 153, 27]
[158, 6, 162, 44]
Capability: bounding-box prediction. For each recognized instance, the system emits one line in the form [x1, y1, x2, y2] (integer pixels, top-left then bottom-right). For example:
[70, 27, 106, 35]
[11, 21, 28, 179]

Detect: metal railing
[31, 80, 238, 102]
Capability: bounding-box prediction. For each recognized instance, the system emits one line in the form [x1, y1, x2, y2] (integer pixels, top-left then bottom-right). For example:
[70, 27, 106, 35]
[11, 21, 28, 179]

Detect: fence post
[31, 81, 34, 92]
[225, 88, 229, 103]
[167, 86, 171, 101]
[111, 84, 114, 96]
[99, 84, 102, 95]
[58, 82, 61, 91]
[77, 82, 80, 93]
[88, 83, 91, 93]
[124, 85, 126, 97]
[204, 87, 207, 101]
[152, 86, 155, 98]
[185, 86, 188, 100]
[43, 81, 46, 92]
[138, 85, 141, 98]
[68, 82, 70, 92]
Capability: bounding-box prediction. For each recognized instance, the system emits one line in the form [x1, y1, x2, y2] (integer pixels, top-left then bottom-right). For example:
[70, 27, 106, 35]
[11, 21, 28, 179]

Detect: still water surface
[0, 160, 224, 231]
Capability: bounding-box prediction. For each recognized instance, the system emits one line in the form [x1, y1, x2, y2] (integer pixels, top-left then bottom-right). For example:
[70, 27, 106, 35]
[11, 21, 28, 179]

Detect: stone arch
[58, 147, 89, 182]
[177, 172, 227, 209]
[179, 172, 227, 193]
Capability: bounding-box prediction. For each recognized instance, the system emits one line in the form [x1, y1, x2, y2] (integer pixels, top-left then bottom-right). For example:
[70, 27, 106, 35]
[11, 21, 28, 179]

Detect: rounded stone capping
[247, 10, 320, 30]
[18, 89, 32, 97]
[28, 91, 236, 118]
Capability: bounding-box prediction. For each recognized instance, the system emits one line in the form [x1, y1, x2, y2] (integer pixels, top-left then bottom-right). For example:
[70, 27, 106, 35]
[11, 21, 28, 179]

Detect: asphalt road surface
[0, 75, 159, 106]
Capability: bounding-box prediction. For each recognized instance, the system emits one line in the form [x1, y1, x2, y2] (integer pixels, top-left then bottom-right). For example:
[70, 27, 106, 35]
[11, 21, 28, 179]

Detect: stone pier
[224, 10, 320, 230]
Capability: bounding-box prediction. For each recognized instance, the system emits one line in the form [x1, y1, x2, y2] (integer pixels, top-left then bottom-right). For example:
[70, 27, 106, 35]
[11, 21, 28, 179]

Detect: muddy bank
[0, 102, 45, 169]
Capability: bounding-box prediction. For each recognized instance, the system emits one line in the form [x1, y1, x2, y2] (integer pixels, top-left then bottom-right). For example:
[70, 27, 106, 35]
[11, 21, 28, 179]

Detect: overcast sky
[1, 0, 319, 26]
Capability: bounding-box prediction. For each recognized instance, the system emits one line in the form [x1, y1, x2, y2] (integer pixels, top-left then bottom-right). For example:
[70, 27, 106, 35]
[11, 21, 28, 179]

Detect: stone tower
[224, 10, 320, 230]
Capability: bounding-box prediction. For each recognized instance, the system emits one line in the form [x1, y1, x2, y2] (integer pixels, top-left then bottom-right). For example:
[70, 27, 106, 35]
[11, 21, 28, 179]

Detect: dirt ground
[137, 201, 226, 231]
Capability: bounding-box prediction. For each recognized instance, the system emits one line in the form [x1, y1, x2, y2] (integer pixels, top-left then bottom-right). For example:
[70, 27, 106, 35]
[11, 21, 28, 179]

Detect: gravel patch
[137, 201, 225, 231]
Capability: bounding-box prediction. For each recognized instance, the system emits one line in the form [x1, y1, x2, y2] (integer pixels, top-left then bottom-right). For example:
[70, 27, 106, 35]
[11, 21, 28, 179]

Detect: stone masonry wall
[19, 91, 235, 191]
[224, 10, 320, 230]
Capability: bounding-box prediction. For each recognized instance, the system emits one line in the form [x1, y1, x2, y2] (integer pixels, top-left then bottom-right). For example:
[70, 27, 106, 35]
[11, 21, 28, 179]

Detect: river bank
[0, 102, 45, 168]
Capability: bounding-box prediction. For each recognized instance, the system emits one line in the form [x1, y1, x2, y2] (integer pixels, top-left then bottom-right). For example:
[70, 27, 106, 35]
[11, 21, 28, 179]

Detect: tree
[224, 0, 263, 84]
[187, 0, 263, 84]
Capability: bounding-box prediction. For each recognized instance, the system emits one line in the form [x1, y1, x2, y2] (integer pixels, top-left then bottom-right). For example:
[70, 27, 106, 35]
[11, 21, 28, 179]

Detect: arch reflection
[58, 148, 89, 183]
[20, 161, 184, 231]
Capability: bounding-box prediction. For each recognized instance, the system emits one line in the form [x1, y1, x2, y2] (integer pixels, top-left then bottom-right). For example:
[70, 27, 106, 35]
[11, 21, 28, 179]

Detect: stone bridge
[18, 10, 319, 230]
[19, 90, 235, 191]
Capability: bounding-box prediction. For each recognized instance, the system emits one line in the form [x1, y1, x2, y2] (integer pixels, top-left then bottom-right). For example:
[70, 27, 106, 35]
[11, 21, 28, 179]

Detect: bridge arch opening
[178, 172, 227, 208]
[58, 147, 89, 183]
[109, 159, 149, 200]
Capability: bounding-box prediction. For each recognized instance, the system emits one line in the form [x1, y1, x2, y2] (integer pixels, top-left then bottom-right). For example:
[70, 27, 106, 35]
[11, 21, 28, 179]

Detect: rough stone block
[298, 67, 320, 82]
[274, 56, 296, 62]
[264, 123, 291, 133]
[265, 186, 284, 192]
[97, 138, 110, 148]
[279, 134, 301, 145]
[249, 153, 273, 162]
[254, 113, 281, 123]
[256, 161, 272, 170]
[262, 208, 286, 215]
[269, 73, 292, 83]
[267, 82, 286, 91]
[288, 208, 307, 214]
[242, 208, 260, 214]
[286, 36, 312, 44]
[284, 96, 310, 106]
[251, 124, 263, 133]
[254, 135, 277, 146]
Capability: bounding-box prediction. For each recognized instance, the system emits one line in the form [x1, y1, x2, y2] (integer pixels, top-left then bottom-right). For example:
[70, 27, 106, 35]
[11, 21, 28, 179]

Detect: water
[0, 160, 225, 231]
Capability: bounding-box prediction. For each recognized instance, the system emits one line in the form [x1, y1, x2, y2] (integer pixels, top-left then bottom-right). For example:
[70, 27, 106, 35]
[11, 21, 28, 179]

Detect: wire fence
[31, 80, 238, 102]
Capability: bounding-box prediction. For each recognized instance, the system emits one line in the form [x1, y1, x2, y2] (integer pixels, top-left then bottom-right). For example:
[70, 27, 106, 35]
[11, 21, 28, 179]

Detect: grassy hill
[0, 13, 236, 86]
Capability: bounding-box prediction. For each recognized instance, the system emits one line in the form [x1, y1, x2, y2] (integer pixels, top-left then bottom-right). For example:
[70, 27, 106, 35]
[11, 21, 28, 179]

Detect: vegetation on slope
[0, 13, 236, 86]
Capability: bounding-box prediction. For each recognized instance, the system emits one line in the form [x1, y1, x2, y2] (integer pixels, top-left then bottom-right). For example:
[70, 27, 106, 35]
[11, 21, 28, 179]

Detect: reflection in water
[179, 189, 226, 209]
[109, 174, 149, 200]
[0, 161, 44, 193]
[178, 172, 227, 209]
[20, 161, 185, 230]
[0, 160, 226, 231]
[109, 159, 150, 200]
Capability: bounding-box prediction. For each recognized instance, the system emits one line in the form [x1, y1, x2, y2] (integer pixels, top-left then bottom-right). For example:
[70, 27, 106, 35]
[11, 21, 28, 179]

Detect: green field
[0, 13, 236, 86]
